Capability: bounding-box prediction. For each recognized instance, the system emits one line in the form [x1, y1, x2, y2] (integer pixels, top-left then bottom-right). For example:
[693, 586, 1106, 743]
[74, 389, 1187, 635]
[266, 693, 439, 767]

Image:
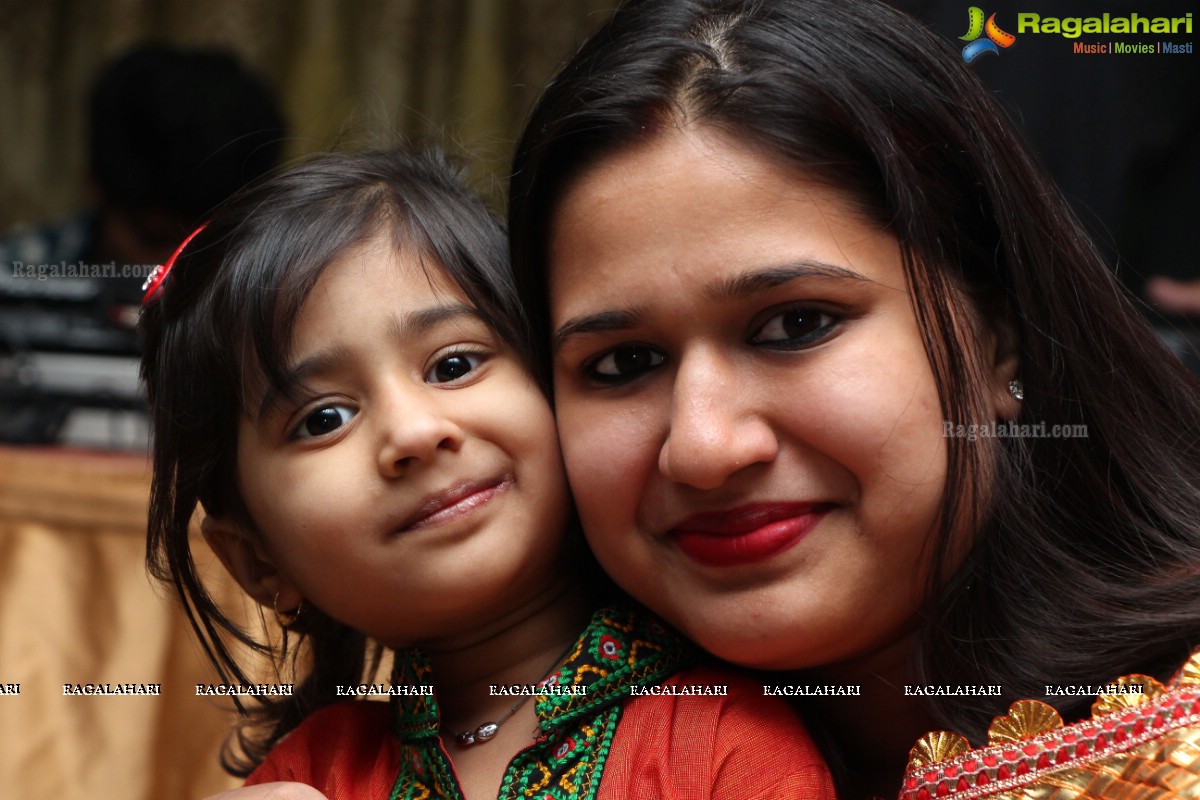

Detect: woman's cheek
[558, 401, 652, 539]
[560, 414, 621, 500]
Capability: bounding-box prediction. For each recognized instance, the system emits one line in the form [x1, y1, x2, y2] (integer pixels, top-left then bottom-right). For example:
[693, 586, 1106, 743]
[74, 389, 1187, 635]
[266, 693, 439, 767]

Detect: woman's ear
[986, 310, 1022, 421]
[201, 515, 303, 614]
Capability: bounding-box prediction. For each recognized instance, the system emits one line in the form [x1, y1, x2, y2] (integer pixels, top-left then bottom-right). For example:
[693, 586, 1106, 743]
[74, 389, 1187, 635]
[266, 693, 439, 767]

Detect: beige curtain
[0, 447, 253, 798]
[0, 0, 616, 230]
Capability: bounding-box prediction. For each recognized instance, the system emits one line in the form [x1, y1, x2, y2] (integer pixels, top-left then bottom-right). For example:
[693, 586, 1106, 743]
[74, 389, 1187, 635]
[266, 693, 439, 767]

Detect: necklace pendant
[454, 730, 476, 746]
[475, 722, 500, 741]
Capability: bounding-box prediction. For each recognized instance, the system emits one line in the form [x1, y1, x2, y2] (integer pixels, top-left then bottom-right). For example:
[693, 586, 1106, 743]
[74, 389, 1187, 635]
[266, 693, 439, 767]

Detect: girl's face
[547, 127, 1009, 671]
[230, 232, 570, 648]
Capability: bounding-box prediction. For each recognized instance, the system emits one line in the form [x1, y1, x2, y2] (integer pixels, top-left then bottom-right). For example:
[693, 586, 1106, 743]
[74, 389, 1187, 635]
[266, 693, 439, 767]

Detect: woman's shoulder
[600, 662, 835, 800]
[901, 651, 1200, 800]
[245, 701, 399, 795]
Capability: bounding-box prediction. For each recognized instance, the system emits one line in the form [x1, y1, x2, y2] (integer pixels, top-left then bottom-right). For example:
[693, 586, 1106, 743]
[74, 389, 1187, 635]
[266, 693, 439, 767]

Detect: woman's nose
[376, 389, 465, 477]
[657, 348, 778, 489]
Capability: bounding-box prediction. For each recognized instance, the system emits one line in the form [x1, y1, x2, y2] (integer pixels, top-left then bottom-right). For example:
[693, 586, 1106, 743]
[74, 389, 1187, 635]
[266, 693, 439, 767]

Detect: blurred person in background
[0, 44, 285, 444]
[1, 44, 286, 318]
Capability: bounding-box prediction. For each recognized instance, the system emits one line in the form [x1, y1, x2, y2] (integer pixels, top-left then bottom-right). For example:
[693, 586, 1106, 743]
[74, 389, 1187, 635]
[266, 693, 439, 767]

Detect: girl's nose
[657, 348, 778, 489]
[376, 391, 465, 477]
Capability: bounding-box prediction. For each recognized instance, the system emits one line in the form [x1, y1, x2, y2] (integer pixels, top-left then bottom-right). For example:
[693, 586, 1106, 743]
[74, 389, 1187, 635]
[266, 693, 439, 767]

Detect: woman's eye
[426, 352, 484, 384]
[295, 404, 356, 439]
[589, 346, 666, 382]
[750, 308, 836, 347]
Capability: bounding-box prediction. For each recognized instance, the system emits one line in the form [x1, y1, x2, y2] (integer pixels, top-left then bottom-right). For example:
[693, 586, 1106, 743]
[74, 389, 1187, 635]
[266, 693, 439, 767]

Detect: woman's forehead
[545, 127, 902, 319]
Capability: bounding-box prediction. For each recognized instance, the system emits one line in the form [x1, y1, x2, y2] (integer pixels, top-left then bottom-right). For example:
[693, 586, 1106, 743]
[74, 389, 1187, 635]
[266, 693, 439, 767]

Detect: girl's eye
[750, 308, 836, 347]
[295, 404, 356, 439]
[426, 352, 484, 384]
[588, 346, 666, 383]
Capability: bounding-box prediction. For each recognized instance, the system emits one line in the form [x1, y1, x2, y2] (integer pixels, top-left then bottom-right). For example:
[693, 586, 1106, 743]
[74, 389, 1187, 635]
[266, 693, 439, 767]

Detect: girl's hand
[203, 783, 329, 800]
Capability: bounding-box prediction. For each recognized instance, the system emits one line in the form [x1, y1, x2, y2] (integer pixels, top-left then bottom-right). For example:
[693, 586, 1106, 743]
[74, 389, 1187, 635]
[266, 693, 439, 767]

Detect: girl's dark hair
[509, 0, 1200, 743]
[141, 148, 530, 774]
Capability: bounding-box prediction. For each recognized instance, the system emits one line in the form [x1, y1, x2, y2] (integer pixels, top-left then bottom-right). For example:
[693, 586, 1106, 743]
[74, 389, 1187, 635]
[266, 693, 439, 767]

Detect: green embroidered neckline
[387, 605, 693, 800]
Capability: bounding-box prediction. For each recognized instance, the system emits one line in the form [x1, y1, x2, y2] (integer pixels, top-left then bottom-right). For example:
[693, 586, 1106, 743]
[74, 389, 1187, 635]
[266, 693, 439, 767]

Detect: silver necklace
[452, 641, 576, 747]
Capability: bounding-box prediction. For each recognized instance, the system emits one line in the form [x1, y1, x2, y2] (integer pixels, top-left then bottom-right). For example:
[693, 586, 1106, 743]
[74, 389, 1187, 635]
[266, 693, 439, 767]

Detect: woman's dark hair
[140, 148, 530, 774]
[509, 0, 1200, 745]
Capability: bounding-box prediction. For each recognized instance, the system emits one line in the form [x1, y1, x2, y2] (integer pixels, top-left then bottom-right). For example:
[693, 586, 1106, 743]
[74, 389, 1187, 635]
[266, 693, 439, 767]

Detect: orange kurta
[247, 667, 831, 799]
[246, 606, 832, 799]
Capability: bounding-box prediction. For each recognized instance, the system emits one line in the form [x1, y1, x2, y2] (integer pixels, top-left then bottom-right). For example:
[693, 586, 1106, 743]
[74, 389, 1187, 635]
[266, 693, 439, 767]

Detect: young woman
[508, 0, 1200, 797]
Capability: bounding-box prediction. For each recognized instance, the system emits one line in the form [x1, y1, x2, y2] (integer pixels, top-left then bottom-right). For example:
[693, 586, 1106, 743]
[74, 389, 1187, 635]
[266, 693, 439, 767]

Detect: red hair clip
[142, 223, 207, 305]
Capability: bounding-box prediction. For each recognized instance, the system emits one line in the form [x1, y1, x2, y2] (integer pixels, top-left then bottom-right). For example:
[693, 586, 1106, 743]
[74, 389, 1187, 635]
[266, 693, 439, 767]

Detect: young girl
[139, 149, 834, 800]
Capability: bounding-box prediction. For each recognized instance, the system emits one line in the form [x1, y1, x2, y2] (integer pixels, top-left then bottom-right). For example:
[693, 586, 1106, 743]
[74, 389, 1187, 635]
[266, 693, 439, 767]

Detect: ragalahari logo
[960, 7, 1017, 62]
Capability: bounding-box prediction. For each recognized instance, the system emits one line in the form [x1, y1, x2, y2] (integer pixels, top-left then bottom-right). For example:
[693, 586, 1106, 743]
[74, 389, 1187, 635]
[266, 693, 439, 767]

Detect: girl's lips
[668, 503, 832, 567]
[398, 476, 511, 532]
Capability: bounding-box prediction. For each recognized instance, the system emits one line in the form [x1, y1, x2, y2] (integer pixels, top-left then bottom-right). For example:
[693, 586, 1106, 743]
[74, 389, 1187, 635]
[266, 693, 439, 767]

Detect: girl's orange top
[246, 606, 833, 799]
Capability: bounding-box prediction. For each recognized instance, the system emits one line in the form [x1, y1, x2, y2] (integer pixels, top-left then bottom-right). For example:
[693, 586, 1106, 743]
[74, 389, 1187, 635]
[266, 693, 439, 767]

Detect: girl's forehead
[247, 244, 487, 422]
[270, 238, 473, 371]
[300, 235, 468, 323]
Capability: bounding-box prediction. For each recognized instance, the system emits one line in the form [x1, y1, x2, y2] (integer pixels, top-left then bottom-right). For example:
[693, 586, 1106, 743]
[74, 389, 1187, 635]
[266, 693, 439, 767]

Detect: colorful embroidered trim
[901, 652, 1200, 800]
[535, 609, 684, 731]
[387, 605, 693, 800]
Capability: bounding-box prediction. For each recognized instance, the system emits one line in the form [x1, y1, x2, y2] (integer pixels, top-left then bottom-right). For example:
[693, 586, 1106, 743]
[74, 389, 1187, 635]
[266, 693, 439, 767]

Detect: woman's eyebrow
[552, 262, 870, 353]
[705, 261, 872, 301]
[553, 308, 645, 353]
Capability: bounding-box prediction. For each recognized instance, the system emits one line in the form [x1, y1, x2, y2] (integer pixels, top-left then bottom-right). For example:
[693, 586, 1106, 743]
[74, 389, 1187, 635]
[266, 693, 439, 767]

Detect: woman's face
[547, 126, 958, 670]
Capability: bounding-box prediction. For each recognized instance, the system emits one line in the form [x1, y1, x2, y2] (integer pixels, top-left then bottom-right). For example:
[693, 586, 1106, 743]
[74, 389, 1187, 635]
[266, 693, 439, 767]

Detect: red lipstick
[669, 503, 830, 567]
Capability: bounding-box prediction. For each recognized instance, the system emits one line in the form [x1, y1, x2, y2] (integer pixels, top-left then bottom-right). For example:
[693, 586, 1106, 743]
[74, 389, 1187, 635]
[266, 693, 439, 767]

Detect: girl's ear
[201, 515, 303, 614]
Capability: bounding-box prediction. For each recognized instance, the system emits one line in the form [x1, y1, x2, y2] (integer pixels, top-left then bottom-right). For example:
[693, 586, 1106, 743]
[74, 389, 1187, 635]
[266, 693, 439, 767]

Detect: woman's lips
[668, 503, 832, 567]
[398, 477, 511, 532]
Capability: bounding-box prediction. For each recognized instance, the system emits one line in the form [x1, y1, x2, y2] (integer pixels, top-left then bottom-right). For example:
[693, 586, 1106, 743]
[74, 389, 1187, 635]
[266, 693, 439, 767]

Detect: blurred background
[894, 0, 1200, 362]
[0, 1, 1195, 798]
[0, 0, 616, 228]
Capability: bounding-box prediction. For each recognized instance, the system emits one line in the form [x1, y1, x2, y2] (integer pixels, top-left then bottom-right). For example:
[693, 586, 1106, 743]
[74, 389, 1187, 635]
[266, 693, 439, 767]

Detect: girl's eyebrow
[257, 348, 352, 420]
[552, 262, 870, 353]
[385, 302, 482, 341]
[257, 302, 483, 418]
